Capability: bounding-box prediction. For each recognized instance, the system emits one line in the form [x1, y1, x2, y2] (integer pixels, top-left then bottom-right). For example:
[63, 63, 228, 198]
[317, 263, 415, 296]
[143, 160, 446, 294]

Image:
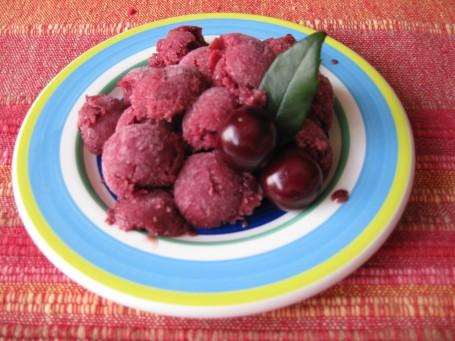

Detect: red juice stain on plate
[127, 7, 137, 16]
[330, 59, 339, 65]
[331, 189, 349, 203]
[146, 233, 159, 246]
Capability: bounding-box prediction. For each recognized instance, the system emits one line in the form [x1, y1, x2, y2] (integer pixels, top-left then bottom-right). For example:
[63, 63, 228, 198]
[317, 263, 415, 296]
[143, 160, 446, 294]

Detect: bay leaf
[259, 32, 326, 144]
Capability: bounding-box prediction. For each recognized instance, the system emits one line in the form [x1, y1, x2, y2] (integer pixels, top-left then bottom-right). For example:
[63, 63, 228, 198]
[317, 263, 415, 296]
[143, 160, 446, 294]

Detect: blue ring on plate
[28, 18, 397, 292]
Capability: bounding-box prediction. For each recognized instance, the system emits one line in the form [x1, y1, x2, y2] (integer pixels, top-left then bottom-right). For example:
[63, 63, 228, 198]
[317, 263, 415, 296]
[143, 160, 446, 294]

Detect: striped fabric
[1, 1, 455, 339]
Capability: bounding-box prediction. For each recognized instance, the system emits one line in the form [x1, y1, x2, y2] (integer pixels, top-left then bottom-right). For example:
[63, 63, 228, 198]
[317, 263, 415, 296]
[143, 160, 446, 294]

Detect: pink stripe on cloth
[0, 34, 110, 104]
[0, 30, 454, 110]
[329, 31, 455, 111]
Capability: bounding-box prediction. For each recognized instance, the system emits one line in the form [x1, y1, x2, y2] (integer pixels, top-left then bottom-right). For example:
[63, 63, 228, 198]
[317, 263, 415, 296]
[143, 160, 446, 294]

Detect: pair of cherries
[218, 108, 323, 210]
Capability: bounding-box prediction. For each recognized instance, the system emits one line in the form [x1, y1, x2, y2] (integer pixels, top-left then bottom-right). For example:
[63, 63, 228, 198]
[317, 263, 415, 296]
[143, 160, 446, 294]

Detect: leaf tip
[309, 31, 327, 41]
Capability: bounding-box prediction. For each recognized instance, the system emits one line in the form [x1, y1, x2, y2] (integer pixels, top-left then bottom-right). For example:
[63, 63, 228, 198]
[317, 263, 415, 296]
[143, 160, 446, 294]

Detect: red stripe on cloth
[0, 104, 28, 162]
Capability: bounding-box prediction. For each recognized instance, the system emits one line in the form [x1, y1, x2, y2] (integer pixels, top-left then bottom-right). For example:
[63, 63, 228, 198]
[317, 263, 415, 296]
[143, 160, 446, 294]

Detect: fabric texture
[1, 0, 455, 339]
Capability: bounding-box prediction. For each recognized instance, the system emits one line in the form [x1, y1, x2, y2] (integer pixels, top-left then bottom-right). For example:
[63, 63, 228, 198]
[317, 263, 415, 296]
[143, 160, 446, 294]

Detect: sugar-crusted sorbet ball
[294, 119, 333, 176]
[149, 26, 207, 67]
[308, 74, 335, 133]
[102, 122, 186, 197]
[263, 34, 297, 55]
[115, 106, 143, 132]
[114, 106, 159, 132]
[209, 33, 275, 89]
[78, 95, 127, 154]
[130, 65, 207, 122]
[107, 190, 191, 237]
[117, 66, 154, 104]
[179, 46, 211, 80]
[182, 87, 237, 151]
[208, 33, 275, 105]
[174, 152, 262, 228]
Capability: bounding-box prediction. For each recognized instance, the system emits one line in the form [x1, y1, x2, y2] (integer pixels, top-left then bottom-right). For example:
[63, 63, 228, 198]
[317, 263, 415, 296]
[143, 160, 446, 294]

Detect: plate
[12, 13, 414, 318]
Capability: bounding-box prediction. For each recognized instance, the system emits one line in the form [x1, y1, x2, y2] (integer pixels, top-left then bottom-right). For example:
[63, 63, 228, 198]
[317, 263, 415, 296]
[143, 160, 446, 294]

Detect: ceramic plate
[12, 14, 414, 318]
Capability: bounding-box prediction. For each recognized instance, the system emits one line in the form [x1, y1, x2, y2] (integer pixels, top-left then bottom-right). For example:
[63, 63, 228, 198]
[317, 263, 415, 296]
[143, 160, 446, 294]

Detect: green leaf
[259, 32, 327, 144]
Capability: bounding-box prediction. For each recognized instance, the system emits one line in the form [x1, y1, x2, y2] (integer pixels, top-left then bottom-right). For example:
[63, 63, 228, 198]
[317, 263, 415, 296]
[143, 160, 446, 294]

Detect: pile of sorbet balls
[78, 26, 334, 237]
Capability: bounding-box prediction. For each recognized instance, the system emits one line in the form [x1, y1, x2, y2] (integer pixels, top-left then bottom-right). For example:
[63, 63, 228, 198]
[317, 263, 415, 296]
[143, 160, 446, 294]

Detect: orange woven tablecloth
[1, 1, 455, 339]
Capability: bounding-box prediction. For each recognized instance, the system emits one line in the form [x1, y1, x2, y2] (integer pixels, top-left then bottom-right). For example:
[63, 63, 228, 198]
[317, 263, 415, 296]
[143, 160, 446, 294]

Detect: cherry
[260, 149, 323, 210]
[219, 108, 277, 171]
